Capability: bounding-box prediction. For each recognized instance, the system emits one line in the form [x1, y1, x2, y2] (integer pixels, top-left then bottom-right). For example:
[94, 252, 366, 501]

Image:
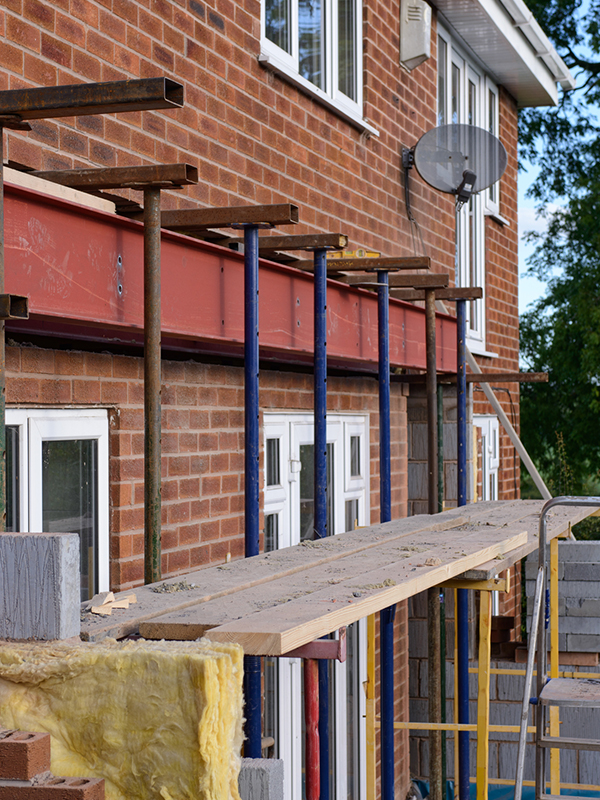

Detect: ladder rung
[539, 735, 600, 751]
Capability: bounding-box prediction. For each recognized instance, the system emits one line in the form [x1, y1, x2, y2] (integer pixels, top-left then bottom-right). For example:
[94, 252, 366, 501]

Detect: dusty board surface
[459, 504, 593, 580]
[82, 501, 592, 648]
[82, 500, 527, 642]
[187, 528, 528, 654]
[82, 505, 482, 642]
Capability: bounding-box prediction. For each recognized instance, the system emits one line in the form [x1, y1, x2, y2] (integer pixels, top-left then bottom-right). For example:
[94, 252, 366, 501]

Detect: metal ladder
[515, 496, 600, 800]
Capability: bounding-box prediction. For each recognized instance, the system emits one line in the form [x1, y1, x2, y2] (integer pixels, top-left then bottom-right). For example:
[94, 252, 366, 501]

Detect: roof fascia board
[433, 0, 573, 107]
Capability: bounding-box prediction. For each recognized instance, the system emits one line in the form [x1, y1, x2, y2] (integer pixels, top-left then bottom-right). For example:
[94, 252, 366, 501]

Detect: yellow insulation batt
[0, 638, 244, 800]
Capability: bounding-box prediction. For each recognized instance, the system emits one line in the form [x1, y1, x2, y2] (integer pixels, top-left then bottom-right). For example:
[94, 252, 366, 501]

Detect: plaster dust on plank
[81, 500, 583, 645]
[139, 518, 530, 644]
[82, 506, 484, 642]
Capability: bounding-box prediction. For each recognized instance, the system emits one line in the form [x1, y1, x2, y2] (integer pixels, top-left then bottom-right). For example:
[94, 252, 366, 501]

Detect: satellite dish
[413, 123, 507, 196]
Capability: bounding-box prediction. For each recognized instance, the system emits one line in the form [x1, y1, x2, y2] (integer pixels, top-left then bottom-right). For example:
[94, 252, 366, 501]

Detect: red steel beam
[4, 180, 456, 372]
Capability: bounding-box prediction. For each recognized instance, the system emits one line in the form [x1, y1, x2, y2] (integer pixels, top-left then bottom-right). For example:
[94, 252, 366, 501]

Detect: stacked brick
[0, 729, 104, 799]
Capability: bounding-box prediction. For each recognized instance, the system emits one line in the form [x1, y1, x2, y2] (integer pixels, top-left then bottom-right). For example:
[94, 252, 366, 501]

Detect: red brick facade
[6, 344, 408, 587]
[0, 0, 531, 793]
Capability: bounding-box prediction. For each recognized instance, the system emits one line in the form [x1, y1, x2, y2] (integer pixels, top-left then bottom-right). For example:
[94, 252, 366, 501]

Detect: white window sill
[484, 208, 511, 227]
[258, 51, 380, 138]
[467, 338, 498, 359]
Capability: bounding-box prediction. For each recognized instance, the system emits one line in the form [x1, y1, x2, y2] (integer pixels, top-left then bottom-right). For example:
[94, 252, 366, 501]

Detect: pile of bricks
[0, 728, 104, 799]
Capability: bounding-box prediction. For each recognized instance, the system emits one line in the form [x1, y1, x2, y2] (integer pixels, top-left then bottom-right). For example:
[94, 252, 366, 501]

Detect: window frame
[6, 408, 110, 596]
[260, 0, 376, 135]
[437, 25, 499, 351]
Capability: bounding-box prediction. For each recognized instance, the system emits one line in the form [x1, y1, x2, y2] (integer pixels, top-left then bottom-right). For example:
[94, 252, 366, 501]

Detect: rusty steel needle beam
[32, 164, 198, 190]
[0, 77, 183, 119]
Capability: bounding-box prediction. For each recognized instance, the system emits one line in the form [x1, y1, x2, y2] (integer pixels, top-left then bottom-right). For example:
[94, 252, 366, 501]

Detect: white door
[263, 413, 368, 800]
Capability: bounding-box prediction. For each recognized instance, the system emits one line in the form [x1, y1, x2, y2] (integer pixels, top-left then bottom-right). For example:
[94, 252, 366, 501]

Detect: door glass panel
[265, 513, 279, 552]
[42, 439, 98, 602]
[451, 63, 460, 124]
[338, 0, 356, 99]
[6, 426, 19, 533]
[299, 442, 333, 540]
[266, 438, 281, 486]
[350, 435, 360, 477]
[438, 37, 447, 125]
[299, 0, 324, 89]
[266, 0, 292, 53]
[345, 498, 359, 532]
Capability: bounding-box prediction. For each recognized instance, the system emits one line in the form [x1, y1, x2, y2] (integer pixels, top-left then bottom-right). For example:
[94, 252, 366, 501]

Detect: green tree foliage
[519, 0, 600, 508]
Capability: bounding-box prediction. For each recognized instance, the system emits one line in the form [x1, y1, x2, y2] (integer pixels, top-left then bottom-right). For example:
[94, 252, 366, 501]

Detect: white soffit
[432, 0, 575, 108]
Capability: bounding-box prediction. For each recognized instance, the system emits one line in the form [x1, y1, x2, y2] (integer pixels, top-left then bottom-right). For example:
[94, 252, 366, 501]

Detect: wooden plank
[158, 203, 299, 230]
[81, 500, 548, 643]
[460, 504, 594, 580]
[201, 528, 528, 654]
[141, 506, 533, 640]
[82, 508, 476, 641]
[141, 519, 509, 640]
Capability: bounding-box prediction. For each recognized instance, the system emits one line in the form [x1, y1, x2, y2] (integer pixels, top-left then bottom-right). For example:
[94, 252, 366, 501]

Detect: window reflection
[299, 0, 324, 89]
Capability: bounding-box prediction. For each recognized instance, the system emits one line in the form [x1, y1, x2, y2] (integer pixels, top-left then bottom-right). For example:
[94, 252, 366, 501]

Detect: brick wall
[0, 0, 515, 273]
[6, 342, 408, 589]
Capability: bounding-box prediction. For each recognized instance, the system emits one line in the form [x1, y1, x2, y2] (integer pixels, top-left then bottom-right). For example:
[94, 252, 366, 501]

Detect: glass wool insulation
[0, 638, 244, 800]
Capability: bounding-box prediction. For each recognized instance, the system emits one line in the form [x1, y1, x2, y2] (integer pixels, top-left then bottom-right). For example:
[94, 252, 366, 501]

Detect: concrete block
[239, 758, 284, 800]
[0, 533, 80, 640]
[409, 698, 429, 733]
[559, 541, 600, 561]
[409, 658, 420, 697]
[499, 742, 534, 782]
[564, 562, 600, 581]
[581, 749, 600, 785]
[410, 735, 420, 776]
[497, 669, 526, 703]
[560, 616, 600, 634]
[409, 619, 428, 658]
[444, 463, 457, 502]
[566, 633, 600, 651]
[488, 701, 522, 742]
[0, 731, 51, 780]
[442, 423, 457, 462]
[565, 597, 600, 616]
[410, 590, 428, 619]
[549, 581, 600, 598]
[411, 424, 428, 461]
[408, 463, 428, 501]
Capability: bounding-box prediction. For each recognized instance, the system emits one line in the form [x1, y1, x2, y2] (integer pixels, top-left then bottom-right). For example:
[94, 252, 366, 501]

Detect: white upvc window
[263, 412, 368, 800]
[437, 26, 500, 352]
[260, 0, 371, 132]
[5, 408, 110, 602]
